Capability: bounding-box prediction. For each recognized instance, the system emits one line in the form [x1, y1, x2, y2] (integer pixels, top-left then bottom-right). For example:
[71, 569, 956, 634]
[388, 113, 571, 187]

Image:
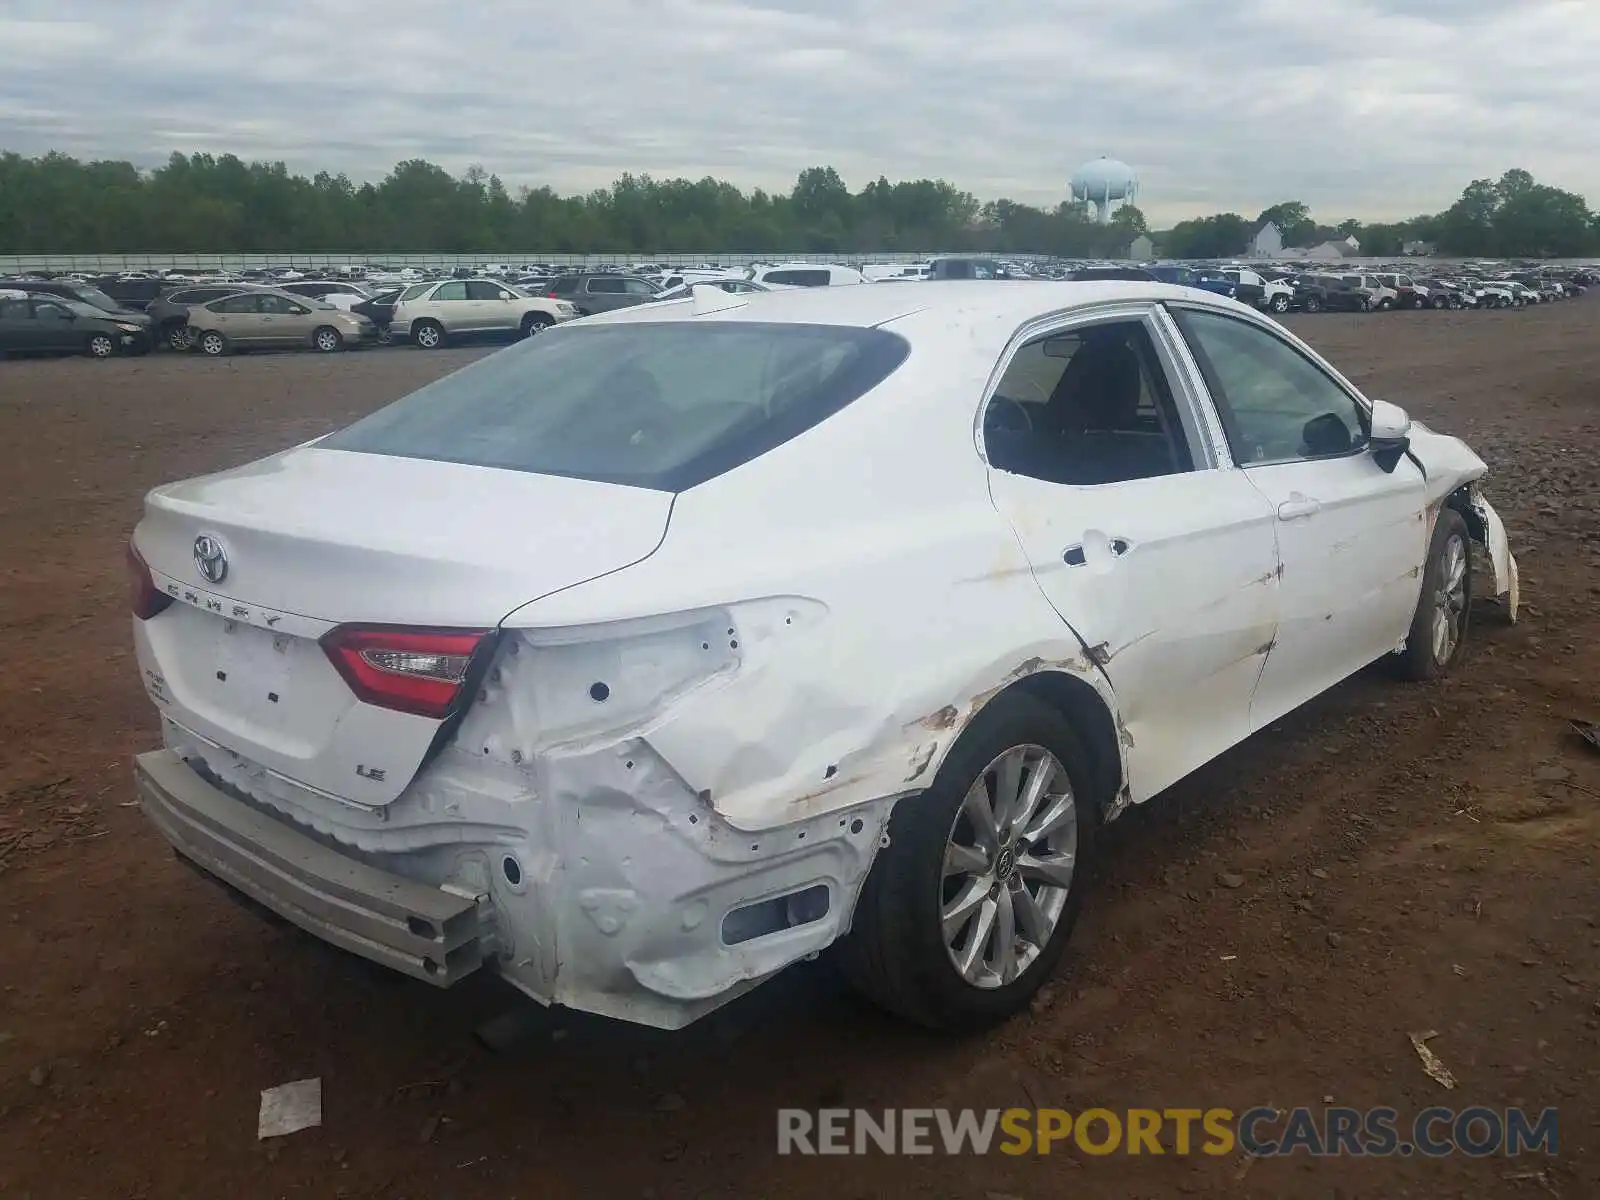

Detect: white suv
[391, 279, 578, 348]
[748, 263, 867, 288]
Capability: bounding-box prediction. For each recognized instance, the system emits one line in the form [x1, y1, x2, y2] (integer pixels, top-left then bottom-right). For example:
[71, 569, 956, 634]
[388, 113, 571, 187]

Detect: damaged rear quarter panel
[498, 341, 1122, 833]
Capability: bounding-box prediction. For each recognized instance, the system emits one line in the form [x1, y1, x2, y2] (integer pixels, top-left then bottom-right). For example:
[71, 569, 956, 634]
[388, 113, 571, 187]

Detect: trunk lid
[132, 446, 671, 805]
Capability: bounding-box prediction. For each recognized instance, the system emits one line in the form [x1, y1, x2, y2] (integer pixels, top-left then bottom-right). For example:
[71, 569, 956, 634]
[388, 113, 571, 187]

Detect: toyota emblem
[193, 534, 228, 585]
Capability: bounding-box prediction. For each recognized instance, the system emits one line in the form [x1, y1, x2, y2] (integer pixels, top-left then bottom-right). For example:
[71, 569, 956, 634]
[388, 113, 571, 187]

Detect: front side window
[623, 277, 660, 295]
[466, 281, 506, 300]
[1174, 309, 1368, 465]
[212, 294, 259, 314]
[983, 319, 1194, 486]
[34, 302, 71, 322]
[322, 322, 909, 491]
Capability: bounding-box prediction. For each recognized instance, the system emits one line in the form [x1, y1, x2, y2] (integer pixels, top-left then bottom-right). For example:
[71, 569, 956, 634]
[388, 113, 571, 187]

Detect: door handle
[1277, 495, 1322, 521]
[1063, 537, 1133, 566]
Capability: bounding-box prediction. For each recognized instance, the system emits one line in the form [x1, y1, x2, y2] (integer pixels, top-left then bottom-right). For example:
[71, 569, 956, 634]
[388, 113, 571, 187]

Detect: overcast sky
[2, 0, 1597, 224]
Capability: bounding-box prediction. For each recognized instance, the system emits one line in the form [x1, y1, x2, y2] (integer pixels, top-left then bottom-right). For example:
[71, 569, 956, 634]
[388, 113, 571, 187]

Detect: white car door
[983, 307, 1282, 802]
[1169, 306, 1427, 728]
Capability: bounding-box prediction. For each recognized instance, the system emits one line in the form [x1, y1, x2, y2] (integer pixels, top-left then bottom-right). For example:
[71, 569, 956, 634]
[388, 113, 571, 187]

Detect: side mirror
[1368, 398, 1412, 473]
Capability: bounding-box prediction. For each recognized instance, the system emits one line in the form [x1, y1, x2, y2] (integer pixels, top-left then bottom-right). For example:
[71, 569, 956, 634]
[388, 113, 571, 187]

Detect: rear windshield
[72, 285, 120, 310]
[322, 322, 910, 491]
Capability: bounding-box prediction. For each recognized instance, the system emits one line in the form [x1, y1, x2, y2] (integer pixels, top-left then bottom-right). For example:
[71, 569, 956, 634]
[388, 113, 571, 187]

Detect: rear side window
[399, 283, 432, 301]
[764, 269, 831, 287]
[548, 277, 579, 295]
[322, 322, 910, 492]
[586, 277, 625, 294]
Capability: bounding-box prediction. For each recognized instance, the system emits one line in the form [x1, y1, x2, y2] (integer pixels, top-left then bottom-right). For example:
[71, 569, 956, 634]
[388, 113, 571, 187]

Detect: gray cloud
[0, 0, 1596, 222]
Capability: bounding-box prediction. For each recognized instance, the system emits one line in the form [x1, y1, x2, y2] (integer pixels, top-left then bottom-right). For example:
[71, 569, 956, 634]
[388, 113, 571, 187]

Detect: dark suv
[543, 272, 661, 315]
[926, 257, 1010, 280]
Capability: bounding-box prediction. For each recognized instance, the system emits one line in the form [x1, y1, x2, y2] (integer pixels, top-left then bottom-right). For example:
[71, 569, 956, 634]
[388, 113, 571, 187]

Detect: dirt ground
[0, 302, 1597, 1200]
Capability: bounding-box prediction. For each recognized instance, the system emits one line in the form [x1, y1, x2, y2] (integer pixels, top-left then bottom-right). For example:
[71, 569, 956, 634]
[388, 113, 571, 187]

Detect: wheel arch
[949, 669, 1127, 823]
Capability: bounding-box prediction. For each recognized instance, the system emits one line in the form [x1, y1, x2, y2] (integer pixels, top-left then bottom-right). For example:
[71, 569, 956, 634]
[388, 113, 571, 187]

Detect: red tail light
[321, 626, 493, 719]
[546, 291, 559, 298]
[127, 539, 173, 620]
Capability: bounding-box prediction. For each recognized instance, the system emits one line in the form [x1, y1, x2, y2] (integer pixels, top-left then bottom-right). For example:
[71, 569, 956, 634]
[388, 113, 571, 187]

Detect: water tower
[1070, 157, 1138, 224]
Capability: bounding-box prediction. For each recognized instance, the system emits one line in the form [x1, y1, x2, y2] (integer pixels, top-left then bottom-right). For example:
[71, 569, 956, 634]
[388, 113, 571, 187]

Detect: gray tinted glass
[323, 323, 909, 491]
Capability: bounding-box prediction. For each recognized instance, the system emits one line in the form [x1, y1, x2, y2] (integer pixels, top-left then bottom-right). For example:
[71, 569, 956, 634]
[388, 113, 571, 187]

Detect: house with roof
[1248, 221, 1284, 258]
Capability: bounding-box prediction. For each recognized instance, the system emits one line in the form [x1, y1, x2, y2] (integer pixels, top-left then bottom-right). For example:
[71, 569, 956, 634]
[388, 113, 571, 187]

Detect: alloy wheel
[941, 744, 1077, 989]
[1431, 532, 1468, 663]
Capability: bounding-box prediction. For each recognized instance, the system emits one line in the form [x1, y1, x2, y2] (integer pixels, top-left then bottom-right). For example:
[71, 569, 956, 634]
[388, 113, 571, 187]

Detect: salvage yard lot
[1, 303, 1598, 1199]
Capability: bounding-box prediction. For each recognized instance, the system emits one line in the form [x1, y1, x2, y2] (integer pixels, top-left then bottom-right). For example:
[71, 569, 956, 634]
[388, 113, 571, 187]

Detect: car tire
[197, 331, 228, 356]
[836, 692, 1097, 1031]
[1304, 294, 1323, 314]
[161, 321, 191, 352]
[1396, 508, 1472, 682]
[520, 313, 554, 338]
[312, 326, 344, 353]
[376, 325, 394, 346]
[1269, 294, 1290, 313]
[412, 319, 445, 350]
[1360, 297, 1372, 312]
[1379, 298, 1394, 311]
[86, 333, 116, 359]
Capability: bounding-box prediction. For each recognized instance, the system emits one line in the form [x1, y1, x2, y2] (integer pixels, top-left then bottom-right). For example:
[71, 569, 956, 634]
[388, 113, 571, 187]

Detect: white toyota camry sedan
[128, 281, 1518, 1031]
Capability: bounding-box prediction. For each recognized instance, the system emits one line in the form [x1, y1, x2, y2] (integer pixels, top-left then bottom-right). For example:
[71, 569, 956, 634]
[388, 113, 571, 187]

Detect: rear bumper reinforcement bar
[134, 749, 484, 985]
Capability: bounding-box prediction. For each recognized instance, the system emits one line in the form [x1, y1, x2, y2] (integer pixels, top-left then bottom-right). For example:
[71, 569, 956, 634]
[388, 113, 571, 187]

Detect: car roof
[581, 279, 1227, 336]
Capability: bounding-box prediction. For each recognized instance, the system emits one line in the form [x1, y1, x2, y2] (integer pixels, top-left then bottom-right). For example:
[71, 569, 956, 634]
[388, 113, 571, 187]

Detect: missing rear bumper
[134, 749, 485, 985]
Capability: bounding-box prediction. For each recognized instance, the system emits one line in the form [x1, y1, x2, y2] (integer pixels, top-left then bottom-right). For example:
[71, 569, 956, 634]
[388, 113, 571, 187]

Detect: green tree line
[1, 151, 1595, 259]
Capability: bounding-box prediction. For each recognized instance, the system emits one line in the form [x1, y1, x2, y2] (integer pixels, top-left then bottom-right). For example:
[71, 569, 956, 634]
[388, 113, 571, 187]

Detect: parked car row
[1138, 263, 1589, 316]
[3, 254, 1592, 360]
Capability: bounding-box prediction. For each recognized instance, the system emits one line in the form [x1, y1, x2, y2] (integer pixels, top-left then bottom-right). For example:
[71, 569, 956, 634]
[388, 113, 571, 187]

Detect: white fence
[0, 250, 1024, 275]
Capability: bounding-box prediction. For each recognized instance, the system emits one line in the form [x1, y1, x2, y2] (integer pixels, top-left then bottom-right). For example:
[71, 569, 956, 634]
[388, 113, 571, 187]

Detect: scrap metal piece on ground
[258, 1077, 323, 1139]
[1407, 1031, 1458, 1090]
[1570, 719, 1600, 753]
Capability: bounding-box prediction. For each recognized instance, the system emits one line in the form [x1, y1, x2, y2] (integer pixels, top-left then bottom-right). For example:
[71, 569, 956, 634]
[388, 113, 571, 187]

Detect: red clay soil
[0, 303, 1597, 1199]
